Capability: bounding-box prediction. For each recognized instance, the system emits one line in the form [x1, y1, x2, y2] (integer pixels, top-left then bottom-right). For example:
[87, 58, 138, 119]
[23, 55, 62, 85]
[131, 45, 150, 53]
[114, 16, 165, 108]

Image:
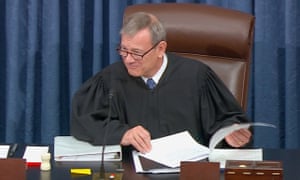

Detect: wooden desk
[23, 148, 300, 180]
[27, 148, 179, 180]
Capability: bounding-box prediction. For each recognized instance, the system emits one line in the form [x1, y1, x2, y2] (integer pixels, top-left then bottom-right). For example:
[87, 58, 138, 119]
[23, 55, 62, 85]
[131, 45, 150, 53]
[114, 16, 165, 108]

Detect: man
[70, 12, 251, 153]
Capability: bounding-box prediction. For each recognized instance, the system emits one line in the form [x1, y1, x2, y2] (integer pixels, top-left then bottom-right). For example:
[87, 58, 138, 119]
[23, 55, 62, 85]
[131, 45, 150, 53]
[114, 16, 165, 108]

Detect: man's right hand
[120, 125, 152, 154]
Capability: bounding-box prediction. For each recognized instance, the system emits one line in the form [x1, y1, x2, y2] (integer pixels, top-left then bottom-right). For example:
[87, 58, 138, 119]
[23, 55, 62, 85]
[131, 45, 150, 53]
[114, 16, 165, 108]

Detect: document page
[138, 131, 210, 168]
[132, 150, 180, 173]
[209, 122, 276, 151]
[0, 145, 10, 158]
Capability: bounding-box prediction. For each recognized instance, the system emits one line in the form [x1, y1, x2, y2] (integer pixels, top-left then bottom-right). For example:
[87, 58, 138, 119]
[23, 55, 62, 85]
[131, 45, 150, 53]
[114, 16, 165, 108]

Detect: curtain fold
[24, 0, 40, 143]
[284, 1, 300, 148]
[5, 0, 27, 142]
[0, 0, 299, 148]
[68, 0, 84, 94]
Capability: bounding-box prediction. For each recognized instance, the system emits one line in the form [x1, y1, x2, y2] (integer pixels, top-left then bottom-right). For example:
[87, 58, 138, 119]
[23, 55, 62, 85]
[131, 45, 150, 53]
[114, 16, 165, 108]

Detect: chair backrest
[124, 3, 255, 110]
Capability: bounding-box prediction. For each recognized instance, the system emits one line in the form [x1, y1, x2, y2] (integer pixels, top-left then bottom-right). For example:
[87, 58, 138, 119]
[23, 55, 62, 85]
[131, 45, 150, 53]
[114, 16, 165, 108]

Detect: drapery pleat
[282, 1, 300, 148]
[24, 0, 40, 143]
[5, 0, 28, 142]
[0, 0, 299, 148]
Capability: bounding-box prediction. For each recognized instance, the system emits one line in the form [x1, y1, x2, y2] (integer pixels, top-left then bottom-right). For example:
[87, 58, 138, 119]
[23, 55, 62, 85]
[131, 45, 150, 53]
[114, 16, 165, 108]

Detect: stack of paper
[133, 122, 275, 173]
[208, 148, 263, 168]
[132, 131, 210, 173]
[139, 131, 209, 165]
[54, 136, 122, 162]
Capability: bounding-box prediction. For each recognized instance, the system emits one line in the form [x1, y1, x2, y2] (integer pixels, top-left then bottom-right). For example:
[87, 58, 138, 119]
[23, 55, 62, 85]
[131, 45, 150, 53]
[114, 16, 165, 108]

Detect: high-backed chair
[124, 3, 255, 110]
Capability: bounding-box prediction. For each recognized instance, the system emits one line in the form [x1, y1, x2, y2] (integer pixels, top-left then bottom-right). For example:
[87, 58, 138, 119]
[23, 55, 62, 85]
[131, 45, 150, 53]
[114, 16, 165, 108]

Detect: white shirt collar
[142, 54, 168, 84]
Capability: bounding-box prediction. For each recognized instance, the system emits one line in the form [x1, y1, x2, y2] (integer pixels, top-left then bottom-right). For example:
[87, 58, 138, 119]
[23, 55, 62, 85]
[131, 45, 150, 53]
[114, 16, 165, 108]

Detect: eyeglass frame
[116, 41, 162, 61]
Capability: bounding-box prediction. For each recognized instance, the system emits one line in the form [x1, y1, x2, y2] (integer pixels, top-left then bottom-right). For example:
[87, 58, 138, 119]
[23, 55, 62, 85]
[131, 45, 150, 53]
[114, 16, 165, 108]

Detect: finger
[225, 134, 241, 147]
[225, 131, 249, 147]
[230, 129, 251, 146]
[135, 129, 152, 152]
[133, 133, 151, 153]
[240, 129, 252, 138]
[234, 129, 252, 143]
[121, 126, 152, 153]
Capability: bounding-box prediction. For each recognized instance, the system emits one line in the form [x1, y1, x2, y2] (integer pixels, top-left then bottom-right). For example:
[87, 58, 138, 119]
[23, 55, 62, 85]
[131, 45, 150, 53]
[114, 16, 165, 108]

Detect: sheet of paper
[206, 123, 271, 168]
[209, 122, 276, 151]
[132, 150, 180, 173]
[0, 145, 10, 158]
[209, 148, 263, 168]
[138, 131, 210, 168]
[23, 146, 49, 163]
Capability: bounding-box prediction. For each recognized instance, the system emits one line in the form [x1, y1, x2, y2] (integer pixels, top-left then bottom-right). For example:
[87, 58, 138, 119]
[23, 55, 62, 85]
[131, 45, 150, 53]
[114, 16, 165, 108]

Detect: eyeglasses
[116, 41, 161, 61]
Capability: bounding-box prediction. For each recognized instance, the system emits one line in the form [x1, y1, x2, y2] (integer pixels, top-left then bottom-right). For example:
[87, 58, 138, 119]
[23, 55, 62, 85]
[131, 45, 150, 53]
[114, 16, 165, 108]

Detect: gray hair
[120, 12, 166, 45]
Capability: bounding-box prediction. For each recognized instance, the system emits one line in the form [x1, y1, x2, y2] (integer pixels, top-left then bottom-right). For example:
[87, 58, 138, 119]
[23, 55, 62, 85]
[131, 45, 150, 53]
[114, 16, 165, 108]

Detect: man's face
[119, 28, 166, 78]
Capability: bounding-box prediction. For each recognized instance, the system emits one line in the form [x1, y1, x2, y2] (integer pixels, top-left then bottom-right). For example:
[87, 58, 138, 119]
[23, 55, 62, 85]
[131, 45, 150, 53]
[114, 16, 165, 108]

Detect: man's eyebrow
[121, 46, 143, 53]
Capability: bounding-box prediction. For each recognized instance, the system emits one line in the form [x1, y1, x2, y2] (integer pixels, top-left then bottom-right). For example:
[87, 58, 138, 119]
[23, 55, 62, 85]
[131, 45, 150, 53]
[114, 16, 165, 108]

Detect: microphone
[99, 89, 114, 179]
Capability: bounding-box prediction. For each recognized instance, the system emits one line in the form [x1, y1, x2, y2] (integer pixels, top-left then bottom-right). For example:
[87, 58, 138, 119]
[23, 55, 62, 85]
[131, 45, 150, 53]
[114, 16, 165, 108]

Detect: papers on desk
[133, 131, 209, 173]
[132, 150, 181, 173]
[0, 145, 10, 158]
[209, 148, 263, 168]
[138, 131, 210, 168]
[132, 130, 209, 173]
[23, 146, 49, 166]
[54, 136, 122, 162]
[133, 122, 275, 173]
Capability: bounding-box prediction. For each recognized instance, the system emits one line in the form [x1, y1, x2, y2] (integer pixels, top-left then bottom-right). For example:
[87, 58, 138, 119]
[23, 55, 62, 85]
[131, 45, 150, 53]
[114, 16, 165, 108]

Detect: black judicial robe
[70, 53, 250, 147]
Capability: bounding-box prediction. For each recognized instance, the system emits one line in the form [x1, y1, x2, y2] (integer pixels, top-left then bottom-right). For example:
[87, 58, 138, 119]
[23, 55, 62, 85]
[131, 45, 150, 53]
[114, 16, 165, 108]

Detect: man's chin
[127, 70, 141, 77]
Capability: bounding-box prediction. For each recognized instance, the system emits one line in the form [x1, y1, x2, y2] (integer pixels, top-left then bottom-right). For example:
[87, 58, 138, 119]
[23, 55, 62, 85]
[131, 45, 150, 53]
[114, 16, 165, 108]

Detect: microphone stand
[99, 90, 114, 180]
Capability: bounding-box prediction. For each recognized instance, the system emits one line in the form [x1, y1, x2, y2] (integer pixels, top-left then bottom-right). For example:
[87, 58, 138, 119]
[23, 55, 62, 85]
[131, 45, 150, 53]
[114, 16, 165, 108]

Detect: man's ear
[158, 41, 167, 55]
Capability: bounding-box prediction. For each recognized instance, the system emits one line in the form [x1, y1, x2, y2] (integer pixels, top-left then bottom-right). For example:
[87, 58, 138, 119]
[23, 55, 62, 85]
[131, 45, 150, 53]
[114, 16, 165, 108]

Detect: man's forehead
[121, 30, 152, 48]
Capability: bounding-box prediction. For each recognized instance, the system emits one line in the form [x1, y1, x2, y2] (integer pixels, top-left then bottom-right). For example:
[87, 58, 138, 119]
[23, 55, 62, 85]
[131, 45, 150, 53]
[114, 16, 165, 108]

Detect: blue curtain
[250, 1, 300, 148]
[1, 0, 299, 148]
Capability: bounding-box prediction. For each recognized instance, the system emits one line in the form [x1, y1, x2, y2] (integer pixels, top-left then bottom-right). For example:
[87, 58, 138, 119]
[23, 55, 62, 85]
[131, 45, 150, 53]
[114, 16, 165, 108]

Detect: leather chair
[124, 3, 255, 110]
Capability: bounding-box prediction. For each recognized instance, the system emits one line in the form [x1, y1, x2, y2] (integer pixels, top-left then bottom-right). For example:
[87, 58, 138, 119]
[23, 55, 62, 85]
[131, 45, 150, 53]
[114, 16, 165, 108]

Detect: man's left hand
[225, 128, 252, 147]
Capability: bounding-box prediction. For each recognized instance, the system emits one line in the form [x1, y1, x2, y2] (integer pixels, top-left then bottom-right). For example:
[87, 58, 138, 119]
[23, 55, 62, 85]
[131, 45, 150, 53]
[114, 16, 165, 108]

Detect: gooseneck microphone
[99, 89, 114, 179]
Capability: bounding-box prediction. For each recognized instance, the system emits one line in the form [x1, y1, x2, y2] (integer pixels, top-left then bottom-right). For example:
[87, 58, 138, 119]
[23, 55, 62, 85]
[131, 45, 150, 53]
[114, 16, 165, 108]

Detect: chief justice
[70, 12, 252, 153]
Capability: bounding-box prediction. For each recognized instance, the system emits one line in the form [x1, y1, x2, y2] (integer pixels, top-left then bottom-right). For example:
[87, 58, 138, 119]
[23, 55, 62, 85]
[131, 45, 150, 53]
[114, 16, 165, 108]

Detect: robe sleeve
[199, 66, 251, 147]
[70, 71, 129, 145]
